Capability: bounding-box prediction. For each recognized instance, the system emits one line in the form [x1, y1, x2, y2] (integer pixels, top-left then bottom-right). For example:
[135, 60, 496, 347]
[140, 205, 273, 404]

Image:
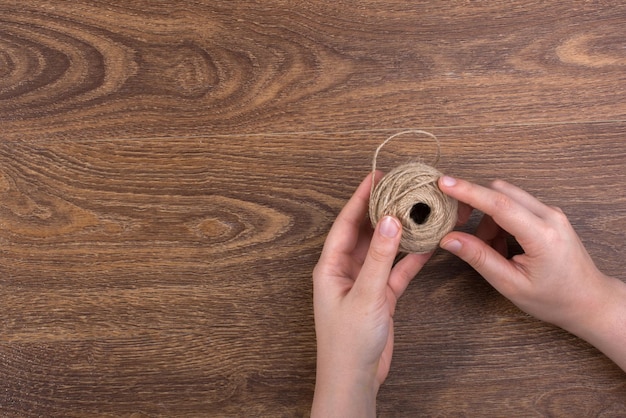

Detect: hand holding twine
[369, 131, 458, 254]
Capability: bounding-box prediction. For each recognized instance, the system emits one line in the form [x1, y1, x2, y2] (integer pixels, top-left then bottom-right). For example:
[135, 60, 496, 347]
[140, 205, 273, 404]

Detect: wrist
[562, 273, 626, 371]
[311, 361, 379, 418]
[563, 273, 620, 333]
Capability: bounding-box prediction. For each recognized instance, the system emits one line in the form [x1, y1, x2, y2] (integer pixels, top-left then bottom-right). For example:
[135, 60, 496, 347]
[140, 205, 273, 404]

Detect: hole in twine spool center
[409, 202, 431, 225]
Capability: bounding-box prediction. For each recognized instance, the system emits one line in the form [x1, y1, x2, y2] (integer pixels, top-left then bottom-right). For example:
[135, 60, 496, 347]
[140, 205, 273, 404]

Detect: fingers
[489, 179, 553, 219]
[475, 214, 509, 258]
[440, 231, 524, 296]
[353, 216, 402, 298]
[438, 176, 542, 248]
[456, 202, 473, 226]
[438, 176, 549, 296]
[322, 172, 380, 259]
[388, 252, 432, 299]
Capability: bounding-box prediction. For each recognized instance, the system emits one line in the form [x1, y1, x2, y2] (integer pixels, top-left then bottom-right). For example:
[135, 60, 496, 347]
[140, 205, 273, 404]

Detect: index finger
[438, 176, 543, 248]
[321, 171, 382, 258]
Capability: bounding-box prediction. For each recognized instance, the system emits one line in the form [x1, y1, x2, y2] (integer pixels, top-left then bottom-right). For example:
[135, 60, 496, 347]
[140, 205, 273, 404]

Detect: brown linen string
[369, 130, 458, 253]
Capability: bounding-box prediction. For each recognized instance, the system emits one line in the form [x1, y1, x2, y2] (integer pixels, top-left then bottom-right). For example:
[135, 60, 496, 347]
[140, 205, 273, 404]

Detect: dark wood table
[1, 1, 625, 416]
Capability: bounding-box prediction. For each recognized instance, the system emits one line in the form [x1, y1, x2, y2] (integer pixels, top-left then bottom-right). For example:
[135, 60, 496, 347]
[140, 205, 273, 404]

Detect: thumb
[354, 216, 402, 298]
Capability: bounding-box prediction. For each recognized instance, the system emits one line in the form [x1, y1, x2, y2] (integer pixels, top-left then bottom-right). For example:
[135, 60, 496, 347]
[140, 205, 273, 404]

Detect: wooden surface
[1, 1, 625, 416]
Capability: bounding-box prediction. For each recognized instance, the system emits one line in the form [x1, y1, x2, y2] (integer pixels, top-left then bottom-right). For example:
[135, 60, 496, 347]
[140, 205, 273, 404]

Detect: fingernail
[379, 216, 400, 238]
[440, 176, 457, 187]
[441, 239, 462, 252]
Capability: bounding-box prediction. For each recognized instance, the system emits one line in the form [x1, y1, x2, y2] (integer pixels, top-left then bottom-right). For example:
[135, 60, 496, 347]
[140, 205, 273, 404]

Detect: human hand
[311, 172, 432, 417]
[438, 176, 626, 371]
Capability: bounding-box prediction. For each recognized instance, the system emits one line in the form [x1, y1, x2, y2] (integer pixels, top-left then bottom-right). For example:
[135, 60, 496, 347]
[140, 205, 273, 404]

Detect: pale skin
[311, 172, 626, 417]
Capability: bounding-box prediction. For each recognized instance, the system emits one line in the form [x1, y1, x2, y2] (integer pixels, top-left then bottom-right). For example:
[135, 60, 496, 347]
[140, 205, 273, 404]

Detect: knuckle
[538, 223, 564, 249]
[312, 262, 327, 284]
[550, 205, 564, 214]
[536, 209, 572, 248]
[467, 246, 489, 270]
[312, 253, 339, 280]
[490, 179, 507, 191]
[368, 242, 394, 264]
[312, 262, 323, 279]
[491, 192, 513, 213]
[548, 205, 569, 224]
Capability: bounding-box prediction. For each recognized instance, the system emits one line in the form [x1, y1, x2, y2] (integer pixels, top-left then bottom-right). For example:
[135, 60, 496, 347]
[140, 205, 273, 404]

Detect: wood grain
[1, 1, 625, 139]
[1, 1, 625, 416]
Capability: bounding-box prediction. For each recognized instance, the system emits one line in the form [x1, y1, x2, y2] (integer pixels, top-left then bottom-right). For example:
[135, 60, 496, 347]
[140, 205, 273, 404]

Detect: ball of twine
[369, 131, 458, 254]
